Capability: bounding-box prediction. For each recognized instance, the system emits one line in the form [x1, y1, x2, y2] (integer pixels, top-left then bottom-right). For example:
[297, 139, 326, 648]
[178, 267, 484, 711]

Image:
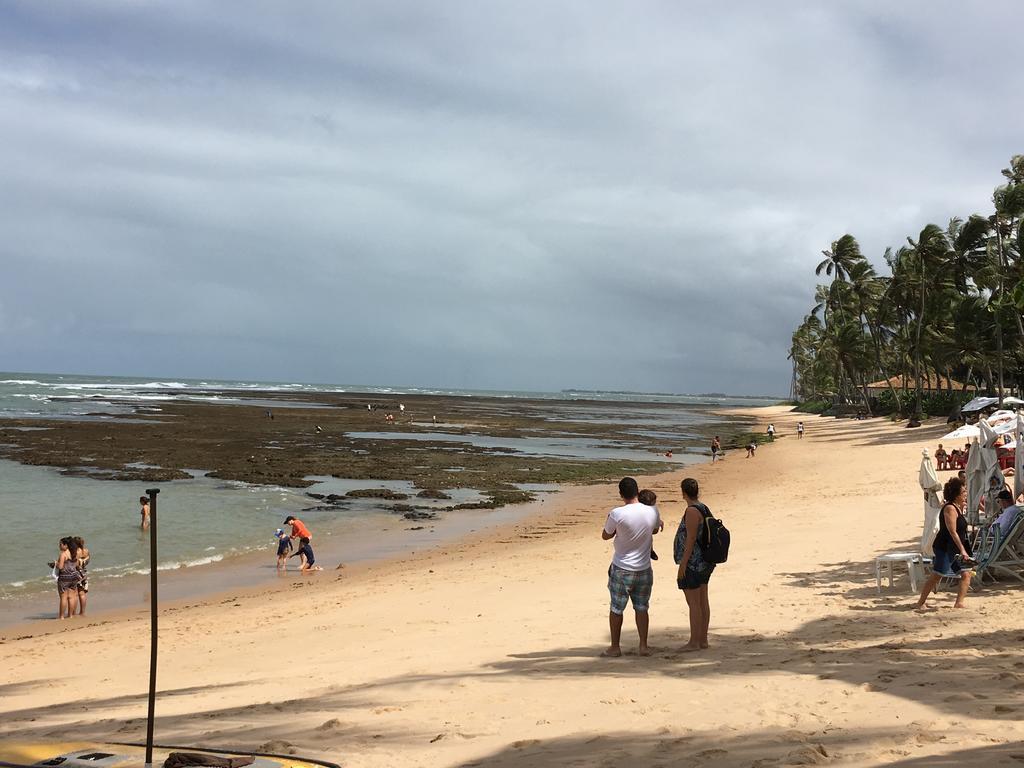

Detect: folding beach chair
[971, 513, 1024, 585]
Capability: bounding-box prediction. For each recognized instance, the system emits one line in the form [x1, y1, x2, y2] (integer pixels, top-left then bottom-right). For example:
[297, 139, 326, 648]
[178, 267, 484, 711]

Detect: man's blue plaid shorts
[607, 564, 653, 614]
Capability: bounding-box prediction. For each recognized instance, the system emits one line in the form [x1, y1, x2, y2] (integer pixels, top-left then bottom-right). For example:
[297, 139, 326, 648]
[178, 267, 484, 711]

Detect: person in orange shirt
[283, 516, 312, 566]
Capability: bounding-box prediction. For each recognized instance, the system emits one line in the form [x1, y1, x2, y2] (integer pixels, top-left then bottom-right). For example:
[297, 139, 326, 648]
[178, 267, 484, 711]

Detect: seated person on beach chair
[935, 445, 948, 471]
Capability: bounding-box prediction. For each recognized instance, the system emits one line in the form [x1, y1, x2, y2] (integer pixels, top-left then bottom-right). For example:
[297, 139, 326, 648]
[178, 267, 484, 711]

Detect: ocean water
[0, 372, 779, 604]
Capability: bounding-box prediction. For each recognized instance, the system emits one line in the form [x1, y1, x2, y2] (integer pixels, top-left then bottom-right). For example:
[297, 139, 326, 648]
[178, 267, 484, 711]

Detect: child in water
[275, 528, 292, 570]
[638, 489, 664, 561]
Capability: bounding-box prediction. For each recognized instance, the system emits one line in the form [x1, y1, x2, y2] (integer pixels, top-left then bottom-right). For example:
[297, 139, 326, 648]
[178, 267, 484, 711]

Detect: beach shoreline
[4, 406, 1019, 767]
[0, 385, 756, 625]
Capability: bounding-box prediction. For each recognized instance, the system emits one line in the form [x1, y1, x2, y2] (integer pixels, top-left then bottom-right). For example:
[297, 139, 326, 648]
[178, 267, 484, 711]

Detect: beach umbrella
[994, 419, 1018, 436]
[919, 449, 943, 556]
[987, 409, 1016, 425]
[961, 396, 999, 413]
[1016, 414, 1024, 501]
[966, 438, 985, 521]
[979, 421, 1005, 524]
[1003, 396, 1024, 408]
[943, 423, 981, 441]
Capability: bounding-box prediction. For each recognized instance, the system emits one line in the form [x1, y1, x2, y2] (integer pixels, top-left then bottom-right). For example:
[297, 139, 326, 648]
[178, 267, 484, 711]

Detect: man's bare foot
[601, 647, 622, 658]
[638, 646, 652, 657]
[679, 643, 702, 653]
[953, 602, 967, 609]
[699, 642, 709, 649]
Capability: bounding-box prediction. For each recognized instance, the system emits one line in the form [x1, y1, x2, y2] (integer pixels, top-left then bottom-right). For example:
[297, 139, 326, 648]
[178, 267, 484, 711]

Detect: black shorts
[678, 565, 714, 591]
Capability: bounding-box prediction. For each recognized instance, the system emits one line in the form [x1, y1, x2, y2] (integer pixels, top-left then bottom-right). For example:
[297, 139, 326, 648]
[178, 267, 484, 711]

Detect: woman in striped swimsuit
[74, 536, 90, 616]
[55, 537, 81, 620]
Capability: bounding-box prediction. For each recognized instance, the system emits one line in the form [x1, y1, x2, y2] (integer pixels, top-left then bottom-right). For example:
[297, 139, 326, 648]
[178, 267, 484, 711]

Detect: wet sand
[3, 407, 1021, 767]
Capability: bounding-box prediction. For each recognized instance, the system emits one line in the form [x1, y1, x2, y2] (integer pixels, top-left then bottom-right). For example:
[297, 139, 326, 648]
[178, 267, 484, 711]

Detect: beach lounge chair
[971, 513, 1024, 585]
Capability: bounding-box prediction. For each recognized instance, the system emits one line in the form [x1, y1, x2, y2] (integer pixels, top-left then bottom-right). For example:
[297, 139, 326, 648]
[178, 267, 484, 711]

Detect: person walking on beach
[746, 440, 756, 458]
[797, 422, 804, 439]
[675, 478, 715, 651]
[711, 436, 721, 462]
[916, 476, 975, 610]
[74, 536, 90, 615]
[140, 496, 150, 530]
[601, 477, 661, 657]
[767, 423, 776, 441]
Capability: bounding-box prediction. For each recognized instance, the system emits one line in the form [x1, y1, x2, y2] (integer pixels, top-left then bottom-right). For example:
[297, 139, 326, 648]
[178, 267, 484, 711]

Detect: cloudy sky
[1, 2, 1021, 395]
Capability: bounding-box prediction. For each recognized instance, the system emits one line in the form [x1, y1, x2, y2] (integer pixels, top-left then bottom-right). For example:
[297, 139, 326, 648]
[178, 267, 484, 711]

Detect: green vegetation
[790, 154, 1024, 421]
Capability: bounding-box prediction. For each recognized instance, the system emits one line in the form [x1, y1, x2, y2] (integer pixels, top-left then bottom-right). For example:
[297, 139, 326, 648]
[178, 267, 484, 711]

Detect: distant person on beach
[675, 477, 715, 651]
[711, 436, 721, 462]
[54, 537, 81, 620]
[934, 444, 948, 471]
[74, 536, 90, 615]
[767, 424, 775, 441]
[637, 489, 664, 561]
[746, 441, 756, 458]
[289, 537, 322, 572]
[399, 403, 405, 413]
[601, 477, 660, 657]
[140, 496, 150, 530]
[917, 476, 975, 610]
[275, 528, 293, 570]
[797, 422, 804, 439]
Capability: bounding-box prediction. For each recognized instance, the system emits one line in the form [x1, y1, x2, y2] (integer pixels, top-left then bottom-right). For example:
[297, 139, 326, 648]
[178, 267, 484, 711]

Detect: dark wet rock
[389, 503, 416, 513]
[402, 510, 438, 521]
[347, 488, 409, 500]
[306, 492, 326, 500]
[416, 488, 452, 499]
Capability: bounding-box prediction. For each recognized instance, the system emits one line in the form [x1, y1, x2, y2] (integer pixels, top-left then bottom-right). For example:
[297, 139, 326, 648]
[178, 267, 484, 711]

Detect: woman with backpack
[674, 477, 715, 651]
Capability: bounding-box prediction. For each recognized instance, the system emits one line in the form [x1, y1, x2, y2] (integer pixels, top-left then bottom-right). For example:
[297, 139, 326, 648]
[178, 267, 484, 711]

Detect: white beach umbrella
[966, 437, 985, 520]
[919, 448, 942, 556]
[987, 409, 1016, 425]
[1016, 414, 1024, 501]
[943, 423, 981, 441]
[994, 419, 1018, 436]
[979, 420, 1005, 523]
[1002, 396, 1024, 408]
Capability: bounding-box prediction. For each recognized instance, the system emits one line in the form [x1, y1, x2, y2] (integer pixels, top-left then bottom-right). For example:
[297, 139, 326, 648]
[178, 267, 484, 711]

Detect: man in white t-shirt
[601, 476, 662, 657]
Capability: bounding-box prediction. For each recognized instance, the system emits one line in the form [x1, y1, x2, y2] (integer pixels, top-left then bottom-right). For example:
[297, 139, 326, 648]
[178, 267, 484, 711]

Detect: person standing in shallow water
[601, 477, 660, 657]
[140, 496, 150, 530]
[54, 537, 81, 620]
[710, 436, 721, 462]
[675, 477, 715, 651]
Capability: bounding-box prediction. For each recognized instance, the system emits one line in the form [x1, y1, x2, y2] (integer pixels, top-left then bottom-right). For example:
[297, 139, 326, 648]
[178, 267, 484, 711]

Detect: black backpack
[694, 502, 731, 564]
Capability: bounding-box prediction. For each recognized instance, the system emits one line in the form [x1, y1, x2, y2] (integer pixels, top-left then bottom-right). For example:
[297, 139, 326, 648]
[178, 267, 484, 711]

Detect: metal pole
[145, 488, 160, 767]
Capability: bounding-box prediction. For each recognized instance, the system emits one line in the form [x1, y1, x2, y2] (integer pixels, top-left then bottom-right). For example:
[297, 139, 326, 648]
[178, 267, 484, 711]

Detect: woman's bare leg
[78, 590, 87, 615]
[916, 573, 941, 608]
[682, 589, 702, 651]
[954, 572, 971, 608]
[699, 584, 711, 648]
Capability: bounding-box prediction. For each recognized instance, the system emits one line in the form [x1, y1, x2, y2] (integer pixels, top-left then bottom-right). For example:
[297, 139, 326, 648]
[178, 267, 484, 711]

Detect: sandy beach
[3, 406, 1023, 767]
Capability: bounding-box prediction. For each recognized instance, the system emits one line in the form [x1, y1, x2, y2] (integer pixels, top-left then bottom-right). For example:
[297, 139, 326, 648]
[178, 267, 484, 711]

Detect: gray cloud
[1, 1, 1021, 395]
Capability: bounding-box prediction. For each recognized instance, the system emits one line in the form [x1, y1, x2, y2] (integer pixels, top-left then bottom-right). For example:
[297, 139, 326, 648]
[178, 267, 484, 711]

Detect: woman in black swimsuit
[916, 476, 975, 609]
